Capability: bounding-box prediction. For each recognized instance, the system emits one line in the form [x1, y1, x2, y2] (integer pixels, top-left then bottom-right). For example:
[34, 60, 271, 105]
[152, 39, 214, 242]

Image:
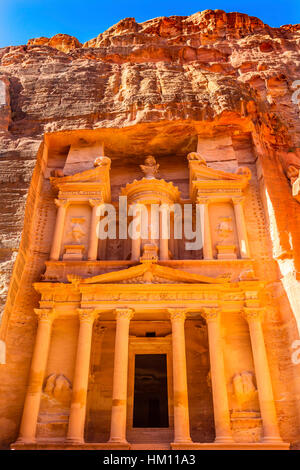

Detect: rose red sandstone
[0, 10, 300, 448]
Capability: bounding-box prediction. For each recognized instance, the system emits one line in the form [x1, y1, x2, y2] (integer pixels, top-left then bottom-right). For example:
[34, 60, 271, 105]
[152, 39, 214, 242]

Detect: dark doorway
[133, 354, 169, 428]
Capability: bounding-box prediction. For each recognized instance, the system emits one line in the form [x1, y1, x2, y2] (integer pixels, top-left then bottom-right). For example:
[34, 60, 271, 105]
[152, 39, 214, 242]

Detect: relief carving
[140, 156, 159, 179]
[232, 371, 258, 409]
[68, 217, 86, 242]
[187, 152, 207, 165]
[216, 216, 233, 243]
[43, 373, 72, 405]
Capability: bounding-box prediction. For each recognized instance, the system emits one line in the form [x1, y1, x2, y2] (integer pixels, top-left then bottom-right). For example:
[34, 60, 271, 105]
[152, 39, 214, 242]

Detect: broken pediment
[50, 159, 111, 202]
[188, 154, 251, 200]
[67, 261, 231, 285]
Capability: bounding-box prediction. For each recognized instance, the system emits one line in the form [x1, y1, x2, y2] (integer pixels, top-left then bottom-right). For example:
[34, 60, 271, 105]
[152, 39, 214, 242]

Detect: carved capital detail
[89, 198, 103, 208]
[34, 308, 56, 323]
[115, 308, 134, 321]
[232, 196, 245, 206]
[77, 308, 98, 323]
[168, 308, 187, 322]
[201, 307, 221, 322]
[54, 198, 69, 209]
[197, 196, 210, 205]
[242, 308, 264, 322]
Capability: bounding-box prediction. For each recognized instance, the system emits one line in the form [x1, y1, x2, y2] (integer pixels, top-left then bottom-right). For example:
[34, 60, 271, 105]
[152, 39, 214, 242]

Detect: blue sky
[0, 0, 299, 48]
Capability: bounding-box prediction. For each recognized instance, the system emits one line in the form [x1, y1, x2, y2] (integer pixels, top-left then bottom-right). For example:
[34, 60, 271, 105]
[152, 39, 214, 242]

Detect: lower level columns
[169, 308, 192, 443]
[17, 308, 56, 444]
[66, 309, 97, 444]
[243, 308, 283, 443]
[202, 308, 233, 443]
[109, 308, 134, 443]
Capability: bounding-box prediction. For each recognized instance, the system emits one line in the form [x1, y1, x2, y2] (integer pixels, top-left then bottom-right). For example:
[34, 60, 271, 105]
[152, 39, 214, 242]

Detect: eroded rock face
[0, 10, 300, 448]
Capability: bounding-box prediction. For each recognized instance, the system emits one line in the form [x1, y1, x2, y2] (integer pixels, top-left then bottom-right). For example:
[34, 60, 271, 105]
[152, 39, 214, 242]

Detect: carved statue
[216, 216, 233, 243]
[43, 373, 72, 403]
[140, 156, 159, 179]
[286, 165, 300, 185]
[94, 156, 111, 167]
[236, 166, 252, 180]
[233, 371, 257, 408]
[69, 217, 85, 242]
[187, 152, 207, 165]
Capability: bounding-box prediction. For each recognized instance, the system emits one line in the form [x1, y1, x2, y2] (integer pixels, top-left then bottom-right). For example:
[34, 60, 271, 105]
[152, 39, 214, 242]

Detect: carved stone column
[17, 309, 56, 443]
[202, 308, 233, 442]
[232, 196, 250, 259]
[160, 205, 169, 260]
[109, 308, 134, 443]
[66, 309, 97, 444]
[197, 197, 213, 259]
[243, 308, 283, 442]
[130, 206, 141, 261]
[169, 308, 192, 443]
[88, 199, 103, 260]
[50, 199, 68, 260]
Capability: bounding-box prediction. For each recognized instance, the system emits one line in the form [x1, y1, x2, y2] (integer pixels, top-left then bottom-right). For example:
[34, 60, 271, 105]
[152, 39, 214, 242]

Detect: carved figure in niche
[68, 217, 85, 242]
[140, 244, 158, 263]
[43, 373, 72, 404]
[216, 216, 233, 244]
[236, 166, 252, 180]
[94, 156, 111, 167]
[50, 169, 64, 177]
[206, 370, 212, 389]
[140, 156, 159, 179]
[286, 165, 300, 185]
[239, 268, 256, 281]
[233, 371, 257, 409]
[187, 152, 207, 165]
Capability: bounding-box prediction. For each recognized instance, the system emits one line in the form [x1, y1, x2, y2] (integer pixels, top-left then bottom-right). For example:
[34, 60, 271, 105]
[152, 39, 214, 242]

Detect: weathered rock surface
[0, 9, 300, 448]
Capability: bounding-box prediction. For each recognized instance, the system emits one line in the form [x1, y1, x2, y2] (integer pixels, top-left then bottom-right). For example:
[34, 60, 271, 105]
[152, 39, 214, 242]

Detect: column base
[108, 438, 129, 445]
[64, 437, 85, 445]
[14, 437, 37, 445]
[262, 436, 284, 444]
[172, 438, 193, 444]
[214, 436, 234, 443]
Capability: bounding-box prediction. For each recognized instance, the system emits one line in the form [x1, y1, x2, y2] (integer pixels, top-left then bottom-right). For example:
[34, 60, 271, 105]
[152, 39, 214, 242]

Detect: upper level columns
[202, 308, 233, 443]
[66, 309, 97, 444]
[130, 205, 142, 261]
[17, 308, 56, 444]
[109, 308, 134, 443]
[197, 197, 213, 259]
[88, 199, 103, 261]
[169, 308, 192, 443]
[50, 199, 68, 260]
[160, 204, 170, 261]
[232, 196, 250, 259]
[243, 308, 283, 443]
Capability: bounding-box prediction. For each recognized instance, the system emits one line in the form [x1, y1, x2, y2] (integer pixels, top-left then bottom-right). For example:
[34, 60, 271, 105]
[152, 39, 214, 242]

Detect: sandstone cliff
[0, 9, 300, 448]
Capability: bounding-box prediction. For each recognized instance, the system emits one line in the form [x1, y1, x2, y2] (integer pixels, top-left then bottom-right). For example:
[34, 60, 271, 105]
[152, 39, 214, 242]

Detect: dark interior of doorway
[133, 354, 169, 428]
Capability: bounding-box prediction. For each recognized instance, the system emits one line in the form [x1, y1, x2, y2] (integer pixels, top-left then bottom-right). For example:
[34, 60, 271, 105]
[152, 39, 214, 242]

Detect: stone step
[130, 443, 170, 450]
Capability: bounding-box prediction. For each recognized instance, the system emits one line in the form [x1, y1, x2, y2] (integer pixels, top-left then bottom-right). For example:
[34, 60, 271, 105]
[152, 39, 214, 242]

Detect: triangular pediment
[50, 165, 109, 188]
[67, 262, 231, 285]
[189, 161, 250, 182]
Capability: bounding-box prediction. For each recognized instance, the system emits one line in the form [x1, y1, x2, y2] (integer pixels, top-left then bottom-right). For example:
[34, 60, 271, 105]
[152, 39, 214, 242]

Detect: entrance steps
[130, 443, 170, 450]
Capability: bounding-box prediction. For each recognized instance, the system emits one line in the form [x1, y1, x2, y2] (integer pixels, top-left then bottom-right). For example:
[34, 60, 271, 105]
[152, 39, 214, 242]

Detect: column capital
[242, 307, 265, 322]
[201, 307, 221, 322]
[89, 198, 103, 208]
[115, 308, 134, 321]
[197, 196, 210, 205]
[77, 308, 98, 323]
[232, 196, 245, 205]
[168, 308, 187, 322]
[34, 308, 56, 323]
[54, 198, 69, 208]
